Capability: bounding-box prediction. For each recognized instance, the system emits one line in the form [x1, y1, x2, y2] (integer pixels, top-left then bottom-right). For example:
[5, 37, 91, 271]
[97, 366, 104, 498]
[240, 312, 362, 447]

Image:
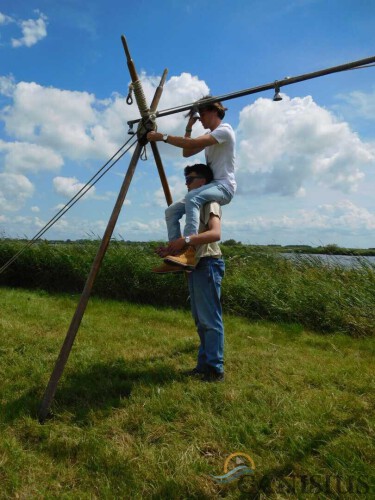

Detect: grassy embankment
[1, 287, 374, 498]
[0, 239, 374, 337]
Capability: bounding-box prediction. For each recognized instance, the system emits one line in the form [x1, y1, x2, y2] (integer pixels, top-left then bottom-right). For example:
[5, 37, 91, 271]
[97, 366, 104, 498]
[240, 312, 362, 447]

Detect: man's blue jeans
[165, 182, 232, 241]
[188, 257, 225, 374]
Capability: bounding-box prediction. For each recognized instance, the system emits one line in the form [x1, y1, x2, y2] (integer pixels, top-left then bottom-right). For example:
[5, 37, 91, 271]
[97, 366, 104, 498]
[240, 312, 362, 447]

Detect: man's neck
[210, 118, 222, 131]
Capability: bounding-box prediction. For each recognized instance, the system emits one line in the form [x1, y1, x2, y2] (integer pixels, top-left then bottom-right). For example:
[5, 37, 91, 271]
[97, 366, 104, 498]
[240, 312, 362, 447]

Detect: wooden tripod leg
[38, 143, 143, 423]
[150, 142, 173, 206]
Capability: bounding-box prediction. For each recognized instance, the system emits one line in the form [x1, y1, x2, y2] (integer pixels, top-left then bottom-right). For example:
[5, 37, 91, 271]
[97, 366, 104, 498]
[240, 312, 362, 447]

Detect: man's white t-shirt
[205, 123, 236, 196]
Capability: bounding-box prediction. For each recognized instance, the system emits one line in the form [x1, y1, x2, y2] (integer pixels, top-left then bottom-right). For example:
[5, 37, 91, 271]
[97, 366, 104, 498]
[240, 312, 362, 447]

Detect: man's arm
[166, 213, 221, 253]
[146, 131, 217, 157]
[189, 213, 221, 245]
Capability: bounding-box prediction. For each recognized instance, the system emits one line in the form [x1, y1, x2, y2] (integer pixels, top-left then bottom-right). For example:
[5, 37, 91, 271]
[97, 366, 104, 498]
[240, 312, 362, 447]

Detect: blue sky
[1, 0, 374, 247]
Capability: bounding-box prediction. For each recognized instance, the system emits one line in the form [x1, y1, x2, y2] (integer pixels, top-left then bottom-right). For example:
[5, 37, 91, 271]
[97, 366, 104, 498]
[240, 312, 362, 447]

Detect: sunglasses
[185, 175, 205, 185]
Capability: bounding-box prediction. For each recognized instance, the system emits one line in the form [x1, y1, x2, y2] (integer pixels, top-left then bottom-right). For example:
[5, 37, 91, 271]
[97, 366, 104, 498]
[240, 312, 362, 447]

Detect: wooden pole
[150, 69, 168, 112]
[151, 142, 173, 206]
[149, 68, 173, 206]
[38, 143, 142, 423]
[121, 35, 139, 88]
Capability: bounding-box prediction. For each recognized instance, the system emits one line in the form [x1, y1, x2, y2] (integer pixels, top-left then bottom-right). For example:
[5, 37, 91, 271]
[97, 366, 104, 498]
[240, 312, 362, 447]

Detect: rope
[126, 83, 134, 105]
[132, 79, 149, 117]
[140, 145, 148, 161]
[0, 135, 139, 276]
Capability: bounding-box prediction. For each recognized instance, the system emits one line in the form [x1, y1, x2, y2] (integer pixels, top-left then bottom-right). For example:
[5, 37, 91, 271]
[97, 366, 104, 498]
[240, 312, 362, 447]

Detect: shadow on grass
[2, 358, 181, 425]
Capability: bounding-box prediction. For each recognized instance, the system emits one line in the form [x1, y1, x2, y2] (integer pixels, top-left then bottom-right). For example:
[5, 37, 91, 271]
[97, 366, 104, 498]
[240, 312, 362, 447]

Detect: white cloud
[35, 216, 68, 231]
[53, 203, 66, 210]
[53, 176, 95, 199]
[225, 200, 375, 234]
[0, 12, 14, 25]
[2, 82, 100, 159]
[236, 95, 374, 196]
[315, 200, 375, 230]
[116, 218, 165, 235]
[0, 140, 64, 173]
[0, 75, 16, 97]
[0, 73, 209, 166]
[5, 214, 68, 234]
[31, 206, 40, 213]
[0, 173, 34, 211]
[335, 88, 375, 121]
[154, 175, 186, 207]
[153, 72, 209, 131]
[11, 12, 48, 48]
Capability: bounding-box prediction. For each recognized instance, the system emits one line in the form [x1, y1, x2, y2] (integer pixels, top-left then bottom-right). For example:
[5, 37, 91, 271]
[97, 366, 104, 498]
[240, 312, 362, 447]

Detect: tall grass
[223, 252, 375, 337]
[0, 239, 374, 337]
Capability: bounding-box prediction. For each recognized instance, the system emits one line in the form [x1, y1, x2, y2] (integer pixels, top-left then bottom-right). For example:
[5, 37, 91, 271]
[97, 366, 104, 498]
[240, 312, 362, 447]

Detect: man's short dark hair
[184, 163, 213, 184]
[198, 95, 227, 119]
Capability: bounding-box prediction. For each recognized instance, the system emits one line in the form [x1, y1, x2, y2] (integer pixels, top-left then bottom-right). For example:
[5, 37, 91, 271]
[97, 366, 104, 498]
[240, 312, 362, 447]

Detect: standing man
[154, 163, 225, 382]
[147, 96, 235, 268]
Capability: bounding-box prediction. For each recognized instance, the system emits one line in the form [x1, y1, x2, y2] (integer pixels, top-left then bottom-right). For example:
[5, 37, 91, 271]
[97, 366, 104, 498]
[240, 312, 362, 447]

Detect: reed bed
[0, 239, 374, 337]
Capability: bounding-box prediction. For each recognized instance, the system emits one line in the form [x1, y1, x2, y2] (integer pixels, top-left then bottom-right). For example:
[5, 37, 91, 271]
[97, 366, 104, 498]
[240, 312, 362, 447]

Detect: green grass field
[1, 287, 374, 498]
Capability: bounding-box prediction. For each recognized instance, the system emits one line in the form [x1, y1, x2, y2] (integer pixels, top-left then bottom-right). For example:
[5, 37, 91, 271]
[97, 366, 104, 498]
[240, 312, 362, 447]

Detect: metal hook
[273, 81, 282, 101]
[191, 105, 200, 119]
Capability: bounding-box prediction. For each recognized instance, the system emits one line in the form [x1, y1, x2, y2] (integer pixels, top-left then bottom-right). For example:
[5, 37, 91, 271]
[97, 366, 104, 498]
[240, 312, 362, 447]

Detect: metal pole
[127, 55, 375, 127]
[38, 143, 142, 423]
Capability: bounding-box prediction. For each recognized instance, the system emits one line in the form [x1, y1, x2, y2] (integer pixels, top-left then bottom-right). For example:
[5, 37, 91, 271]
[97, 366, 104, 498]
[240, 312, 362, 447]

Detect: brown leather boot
[152, 262, 185, 274]
[164, 246, 196, 269]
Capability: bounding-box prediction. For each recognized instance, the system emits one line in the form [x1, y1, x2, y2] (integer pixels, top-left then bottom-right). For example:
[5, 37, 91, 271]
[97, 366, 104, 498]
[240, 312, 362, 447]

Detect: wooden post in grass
[38, 36, 173, 422]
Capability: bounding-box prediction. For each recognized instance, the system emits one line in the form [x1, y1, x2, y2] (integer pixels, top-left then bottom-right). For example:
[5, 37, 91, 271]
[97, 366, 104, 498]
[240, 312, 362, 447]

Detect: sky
[0, 0, 374, 248]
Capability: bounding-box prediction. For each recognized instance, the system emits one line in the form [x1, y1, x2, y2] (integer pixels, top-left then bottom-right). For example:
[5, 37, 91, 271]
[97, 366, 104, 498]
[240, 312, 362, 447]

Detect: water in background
[281, 253, 375, 269]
